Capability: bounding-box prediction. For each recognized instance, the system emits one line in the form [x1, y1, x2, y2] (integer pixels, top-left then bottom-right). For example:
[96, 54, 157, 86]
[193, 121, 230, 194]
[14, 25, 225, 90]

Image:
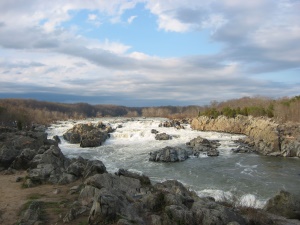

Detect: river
[46, 117, 300, 208]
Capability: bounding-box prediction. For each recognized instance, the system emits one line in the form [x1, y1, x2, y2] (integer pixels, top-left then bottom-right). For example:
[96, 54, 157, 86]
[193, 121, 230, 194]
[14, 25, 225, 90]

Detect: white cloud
[0, 0, 299, 105]
[88, 14, 97, 21]
[127, 15, 137, 24]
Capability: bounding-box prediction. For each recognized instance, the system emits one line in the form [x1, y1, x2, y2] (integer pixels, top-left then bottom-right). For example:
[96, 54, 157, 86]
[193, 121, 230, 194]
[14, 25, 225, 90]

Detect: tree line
[199, 96, 300, 122]
[0, 96, 299, 129]
[0, 99, 202, 129]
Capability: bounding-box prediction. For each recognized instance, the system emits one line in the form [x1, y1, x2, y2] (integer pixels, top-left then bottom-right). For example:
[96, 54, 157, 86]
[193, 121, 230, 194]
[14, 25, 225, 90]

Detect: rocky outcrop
[232, 139, 256, 153]
[264, 190, 300, 219]
[186, 136, 220, 157]
[159, 119, 185, 129]
[0, 126, 107, 184]
[149, 146, 190, 162]
[115, 168, 151, 186]
[191, 115, 300, 157]
[27, 146, 107, 185]
[63, 122, 113, 148]
[75, 175, 247, 225]
[0, 129, 50, 169]
[150, 136, 222, 162]
[1, 126, 299, 225]
[278, 122, 300, 157]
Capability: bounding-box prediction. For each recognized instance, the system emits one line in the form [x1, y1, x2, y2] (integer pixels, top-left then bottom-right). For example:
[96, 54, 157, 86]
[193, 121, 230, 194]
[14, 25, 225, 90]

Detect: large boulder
[63, 122, 111, 147]
[115, 168, 151, 186]
[149, 146, 189, 162]
[263, 190, 300, 219]
[186, 136, 220, 157]
[28, 145, 70, 184]
[0, 129, 48, 168]
[10, 148, 38, 169]
[82, 160, 107, 179]
[81, 173, 145, 224]
[141, 180, 246, 225]
[25, 144, 107, 185]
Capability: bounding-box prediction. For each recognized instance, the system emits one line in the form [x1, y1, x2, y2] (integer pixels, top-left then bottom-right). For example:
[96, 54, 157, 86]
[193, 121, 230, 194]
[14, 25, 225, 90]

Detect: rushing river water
[47, 117, 300, 208]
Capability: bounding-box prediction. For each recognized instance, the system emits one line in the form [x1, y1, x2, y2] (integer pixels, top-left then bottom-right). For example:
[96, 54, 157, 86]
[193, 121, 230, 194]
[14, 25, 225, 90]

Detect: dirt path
[0, 171, 83, 225]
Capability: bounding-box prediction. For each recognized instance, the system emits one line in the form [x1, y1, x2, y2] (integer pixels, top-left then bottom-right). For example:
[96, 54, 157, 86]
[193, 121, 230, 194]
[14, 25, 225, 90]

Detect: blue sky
[0, 0, 299, 106]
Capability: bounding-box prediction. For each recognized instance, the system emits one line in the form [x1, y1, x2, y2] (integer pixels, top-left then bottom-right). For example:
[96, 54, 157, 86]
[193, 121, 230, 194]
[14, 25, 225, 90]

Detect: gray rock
[88, 189, 125, 225]
[159, 120, 184, 129]
[85, 173, 141, 196]
[187, 136, 220, 157]
[63, 123, 111, 147]
[52, 135, 61, 143]
[149, 146, 189, 162]
[151, 129, 159, 134]
[63, 201, 89, 223]
[80, 129, 108, 147]
[18, 201, 43, 225]
[83, 160, 107, 179]
[67, 158, 88, 177]
[191, 199, 247, 225]
[58, 173, 77, 185]
[10, 148, 37, 169]
[28, 145, 70, 184]
[264, 190, 300, 219]
[115, 168, 151, 186]
[155, 133, 172, 140]
[0, 145, 22, 168]
[0, 129, 54, 169]
[207, 149, 220, 156]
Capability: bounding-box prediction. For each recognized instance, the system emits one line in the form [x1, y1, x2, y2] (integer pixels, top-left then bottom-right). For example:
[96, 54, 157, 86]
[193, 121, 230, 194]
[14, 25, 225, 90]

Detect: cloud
[88, 14, 97, 21]
[153, 0, 300, 74]
[0, 0, 299, 106]
[127, 15, 137, 24]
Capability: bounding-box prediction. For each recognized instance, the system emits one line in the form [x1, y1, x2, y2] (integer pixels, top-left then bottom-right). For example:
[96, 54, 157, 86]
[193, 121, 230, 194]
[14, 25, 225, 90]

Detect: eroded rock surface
[63, 122, 113, 147]
[186, 136, 220, 157]
[191, 115, 300, 157]
[149, 146, 190, 162]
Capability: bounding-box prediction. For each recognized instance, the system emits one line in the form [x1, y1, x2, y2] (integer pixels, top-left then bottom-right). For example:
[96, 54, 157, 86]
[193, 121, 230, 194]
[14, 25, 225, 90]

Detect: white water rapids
[47, 117, 300, 208]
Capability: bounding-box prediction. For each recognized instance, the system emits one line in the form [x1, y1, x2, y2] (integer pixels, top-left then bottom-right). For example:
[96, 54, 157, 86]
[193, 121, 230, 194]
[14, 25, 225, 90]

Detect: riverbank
[191, 115, 300, 157]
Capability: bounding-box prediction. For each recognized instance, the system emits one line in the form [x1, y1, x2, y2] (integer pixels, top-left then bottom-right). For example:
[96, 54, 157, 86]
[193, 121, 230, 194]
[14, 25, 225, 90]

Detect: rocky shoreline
[191, 115, 300, 158]
[0, 124, 300, 224]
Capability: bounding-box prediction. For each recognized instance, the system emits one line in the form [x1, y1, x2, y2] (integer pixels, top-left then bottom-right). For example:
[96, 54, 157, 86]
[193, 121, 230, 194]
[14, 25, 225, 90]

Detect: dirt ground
[0, 171, 86, 225]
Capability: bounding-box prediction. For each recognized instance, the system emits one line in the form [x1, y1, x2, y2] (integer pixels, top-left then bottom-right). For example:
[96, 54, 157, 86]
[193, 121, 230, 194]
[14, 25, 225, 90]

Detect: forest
[0, 95, 299, 129]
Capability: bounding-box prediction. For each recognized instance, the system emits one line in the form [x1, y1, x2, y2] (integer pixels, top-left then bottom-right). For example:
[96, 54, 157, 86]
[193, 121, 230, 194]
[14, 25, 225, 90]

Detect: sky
[0, 0, 299, 106]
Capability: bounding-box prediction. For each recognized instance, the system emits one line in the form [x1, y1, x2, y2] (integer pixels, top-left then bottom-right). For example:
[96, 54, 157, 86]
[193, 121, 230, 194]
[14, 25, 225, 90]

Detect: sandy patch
[0, 171, 85, 225]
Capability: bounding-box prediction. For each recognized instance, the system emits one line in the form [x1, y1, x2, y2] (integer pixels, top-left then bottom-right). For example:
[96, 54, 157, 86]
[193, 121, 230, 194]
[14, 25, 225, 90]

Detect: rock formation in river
[186, 136, 220, 157]
[191, 115, 300, 157]
[149, 146, 190, 162]
[159, 119, 185, 129]
[155, 132, 172, 140]
[63, 122, 114, 147]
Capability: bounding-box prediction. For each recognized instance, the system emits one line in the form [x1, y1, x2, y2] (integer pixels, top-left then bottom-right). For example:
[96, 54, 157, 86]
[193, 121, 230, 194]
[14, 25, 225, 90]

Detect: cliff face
[191, 115, 300, 157]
